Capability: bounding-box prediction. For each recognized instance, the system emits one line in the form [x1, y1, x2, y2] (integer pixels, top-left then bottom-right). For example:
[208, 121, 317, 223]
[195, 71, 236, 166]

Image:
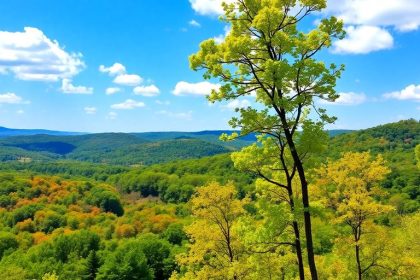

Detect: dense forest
[0, 133, 235, 165]
[0, 0, 419, 279]
[0, 120, 418, 279]
[0, 129, 355, 166]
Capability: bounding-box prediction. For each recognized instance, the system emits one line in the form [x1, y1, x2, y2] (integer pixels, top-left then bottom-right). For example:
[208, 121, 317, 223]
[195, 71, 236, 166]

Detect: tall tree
[313, 152, 393, 279]
[85, 250, 99, 280]
[173, 182, 249, 279]
[190, 1, 345, 278]
[231, 136, 327, 279]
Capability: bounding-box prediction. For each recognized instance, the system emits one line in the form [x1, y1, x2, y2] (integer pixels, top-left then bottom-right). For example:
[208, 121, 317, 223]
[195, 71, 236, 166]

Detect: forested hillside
[326, 120, 420, 213]
[0, 120, 418, 279]
[0, 129, 351, 165]
[1, 0, 419, 279]
[0, 134, 232, 165]
[0, 127, 83, 138]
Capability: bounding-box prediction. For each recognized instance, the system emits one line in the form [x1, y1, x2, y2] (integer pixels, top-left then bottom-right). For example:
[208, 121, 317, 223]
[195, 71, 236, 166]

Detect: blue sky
[0, 0, 419, 132]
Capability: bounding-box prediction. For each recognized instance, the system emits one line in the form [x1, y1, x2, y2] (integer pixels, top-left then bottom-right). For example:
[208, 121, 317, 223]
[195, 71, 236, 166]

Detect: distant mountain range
[0, 120, 418, 172]
[0, 126, 352, 139]
[0, 126, 354, 165]
[0, 126, 84, 137]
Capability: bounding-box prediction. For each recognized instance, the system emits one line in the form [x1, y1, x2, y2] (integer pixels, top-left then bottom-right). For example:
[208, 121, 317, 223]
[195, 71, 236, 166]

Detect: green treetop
[189, 1, 345, 279]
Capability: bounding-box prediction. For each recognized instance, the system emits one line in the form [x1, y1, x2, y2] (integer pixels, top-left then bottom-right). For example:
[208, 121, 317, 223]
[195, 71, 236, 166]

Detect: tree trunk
[354, 227, 362, 280]
[356, 244, 362, 280]
[280, 114, 318, 280]
[287, 186, 305, 280]
[292, 156, 318, 280]
[292, 220, 305, 280]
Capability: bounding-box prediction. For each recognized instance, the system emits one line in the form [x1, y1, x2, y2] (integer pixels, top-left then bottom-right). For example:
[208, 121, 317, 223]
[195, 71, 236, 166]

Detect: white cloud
[100, 62, 144, 87]
[189, 20, 201, 27]
[99, 63, 126, 76]
[0, 92, 25, 104]
[320, 92, 367, 105]
[107, 111, 117, 120]
[113, 74, 143, 86]
[84, 107, 97, 115]
[133, 85, 160, 97]
[189, 0, 234, 16]
[16, 109, 24, 115]
[214, 26, 231, 44]
[332, 25, 393, 54]
[325, 0, 420, 55]
[156, 100, 170, 105]
[172, 81, 220, 96]
[326, 0, 420, 32]
[0, 27, 84, 81]
[222, 99, 251, 110]
[111, 99, 145, 110]
[61, 78, 93, 94]
[157, 110, 193, 120]
[383, 84, 420, 101]
[105, 87, 121, 95]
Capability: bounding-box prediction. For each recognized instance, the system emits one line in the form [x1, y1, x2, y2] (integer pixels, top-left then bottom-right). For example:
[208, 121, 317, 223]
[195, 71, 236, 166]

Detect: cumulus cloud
[156, 100, 170, 106]
[111, 99, 145, 110]
[157, 110, 193, 120]
[0, 92, 26, 104]
[107, 112, 117, 120]
[0, 27, 84, 81]
[61, 79, 93, 94]
[105, 87, 121, 95]
[320, 92, 367, 105]
[383, 84, 420, 101]
[326, 0, 420, 32]
[133, 85, 160, 97]
[213, 26, 231, 44]
[189, 20, 201, 27]
[222, 99, 251, 110]
[325, 0, 420, 55]
[113, 74, 143, 86]
[100, 62, 143, 86]
[84, 106, 97, 115]
[189, 0, 234, 16]
[99, 63, 126, 76]
[332, 25, 393, 54]
[172, 81, 220, 96]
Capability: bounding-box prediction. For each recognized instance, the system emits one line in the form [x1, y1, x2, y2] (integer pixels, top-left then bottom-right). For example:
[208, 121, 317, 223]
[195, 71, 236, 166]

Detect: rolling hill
[3, 122, 410, 167]
[0, 133, 232, 165]
[0, 126, 84, 137]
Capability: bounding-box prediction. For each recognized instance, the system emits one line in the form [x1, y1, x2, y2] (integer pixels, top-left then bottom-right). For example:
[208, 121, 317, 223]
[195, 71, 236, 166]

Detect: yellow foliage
[313, 152, 397, 278]
[173, 182, 250, 279]
[42, 272, 59, 280]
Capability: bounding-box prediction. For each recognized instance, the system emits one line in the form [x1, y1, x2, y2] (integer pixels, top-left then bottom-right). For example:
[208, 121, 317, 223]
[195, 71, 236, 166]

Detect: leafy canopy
[190, 0, 345, 138]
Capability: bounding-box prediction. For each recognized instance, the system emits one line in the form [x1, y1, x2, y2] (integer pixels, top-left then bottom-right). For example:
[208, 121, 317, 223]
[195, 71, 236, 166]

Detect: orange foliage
[48, 189, 70, 203]
[90, 206, 101, 215]
[132, 220, 144, 233]
[15, 198, 35, 207]
[32, 231, 49, 244]
[115, 224, 137, 238]
[149, 214, 177, 233]
[68, 204, 82, 212]
[31, 177, 46, 186]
